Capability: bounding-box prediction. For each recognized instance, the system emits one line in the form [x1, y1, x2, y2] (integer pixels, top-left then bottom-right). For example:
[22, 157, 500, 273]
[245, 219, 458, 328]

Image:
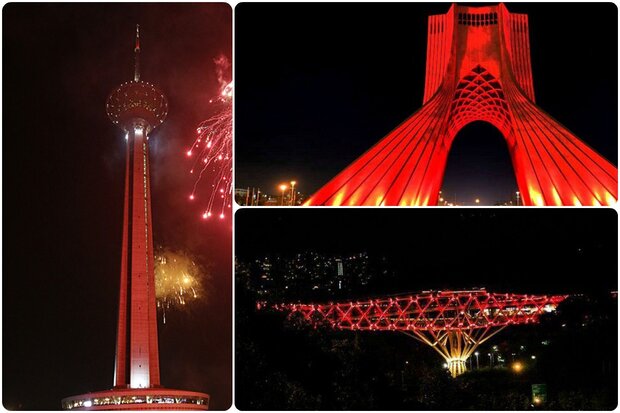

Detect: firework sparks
[186, 55, 232, 220]
[154, 247, 207, 323]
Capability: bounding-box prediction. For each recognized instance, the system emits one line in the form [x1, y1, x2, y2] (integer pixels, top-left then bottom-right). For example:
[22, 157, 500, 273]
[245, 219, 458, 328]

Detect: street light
[516, 191, 520, 206]
[512, 361, 524, 373]
[474, 351, 479, 369]
[475, 198, 480, 204]
[290, 181, 297, 206]
[279, 184, 288, 206]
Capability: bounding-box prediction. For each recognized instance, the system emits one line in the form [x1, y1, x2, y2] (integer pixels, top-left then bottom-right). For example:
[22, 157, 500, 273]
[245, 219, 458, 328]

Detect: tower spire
[134, 24, 140, 82]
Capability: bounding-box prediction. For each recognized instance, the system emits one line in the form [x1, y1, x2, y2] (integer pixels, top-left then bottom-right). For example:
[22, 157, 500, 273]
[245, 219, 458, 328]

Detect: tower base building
[62, 389, 209, 411]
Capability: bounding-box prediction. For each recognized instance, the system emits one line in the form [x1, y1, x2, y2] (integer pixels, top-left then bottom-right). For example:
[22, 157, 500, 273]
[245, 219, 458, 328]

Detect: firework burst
[186, 55, 232, 221]
[154, 247, 207, 323]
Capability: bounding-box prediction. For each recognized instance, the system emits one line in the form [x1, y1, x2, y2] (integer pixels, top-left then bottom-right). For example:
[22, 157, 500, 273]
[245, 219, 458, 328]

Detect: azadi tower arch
[305, 4, 617, 206]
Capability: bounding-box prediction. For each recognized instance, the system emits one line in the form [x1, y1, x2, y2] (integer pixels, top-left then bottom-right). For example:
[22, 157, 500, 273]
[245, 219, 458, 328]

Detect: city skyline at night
[236, 209, 617, 295]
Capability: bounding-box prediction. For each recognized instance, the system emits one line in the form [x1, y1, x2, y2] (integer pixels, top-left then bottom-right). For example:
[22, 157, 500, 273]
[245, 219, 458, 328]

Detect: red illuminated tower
[62, 26, 209, 410]
[274, 289, 567, 377]
[305, 3, 617, 206]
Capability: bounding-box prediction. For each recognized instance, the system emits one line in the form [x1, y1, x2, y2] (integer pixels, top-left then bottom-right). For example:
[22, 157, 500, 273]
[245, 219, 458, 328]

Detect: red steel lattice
[277, 290, 567, 332]
[274, 289, 568, 377]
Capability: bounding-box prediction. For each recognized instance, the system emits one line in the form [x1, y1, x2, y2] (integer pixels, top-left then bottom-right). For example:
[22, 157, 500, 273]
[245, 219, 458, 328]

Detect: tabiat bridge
[271, 289, 567, 378]
[304, 3, 617, 206]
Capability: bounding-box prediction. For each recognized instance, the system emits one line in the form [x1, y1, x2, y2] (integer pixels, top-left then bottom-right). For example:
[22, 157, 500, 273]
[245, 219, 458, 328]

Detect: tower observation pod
[62, 26, 209, 410]
[273, 289, 568, 378]
[304, 3, 617, 207]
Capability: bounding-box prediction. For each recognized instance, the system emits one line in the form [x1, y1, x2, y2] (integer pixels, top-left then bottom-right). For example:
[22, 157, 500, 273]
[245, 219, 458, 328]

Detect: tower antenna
[134, 24, 140, 82]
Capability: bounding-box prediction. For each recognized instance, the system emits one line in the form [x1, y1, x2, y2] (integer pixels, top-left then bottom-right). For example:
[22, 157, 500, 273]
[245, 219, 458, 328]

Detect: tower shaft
[114, 124, 160, 389]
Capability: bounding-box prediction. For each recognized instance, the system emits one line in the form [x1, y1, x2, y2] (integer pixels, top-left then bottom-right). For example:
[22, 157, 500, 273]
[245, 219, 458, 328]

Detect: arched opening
[440, 121, 518, 205]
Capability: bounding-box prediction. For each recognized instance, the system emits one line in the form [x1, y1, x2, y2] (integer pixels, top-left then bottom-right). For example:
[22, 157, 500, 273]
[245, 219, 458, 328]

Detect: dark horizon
[236, 209, 618, 296]
[3, 4, 232, 410]
[235, 3, 617, 203]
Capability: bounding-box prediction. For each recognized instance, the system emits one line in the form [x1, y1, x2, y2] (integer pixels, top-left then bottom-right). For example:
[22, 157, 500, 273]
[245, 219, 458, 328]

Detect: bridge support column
[447, 358, 467, 378]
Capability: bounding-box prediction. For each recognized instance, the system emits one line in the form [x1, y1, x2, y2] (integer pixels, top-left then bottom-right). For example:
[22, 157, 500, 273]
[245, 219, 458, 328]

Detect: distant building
[238, 251, 375, 299]
[336, 259, 344, 290]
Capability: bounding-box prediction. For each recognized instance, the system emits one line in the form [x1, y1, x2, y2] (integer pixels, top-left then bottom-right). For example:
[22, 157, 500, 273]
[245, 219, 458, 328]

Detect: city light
[290, 181, 297, 206]
[279, 184, 288, 206]
[512, 362, 524, 373]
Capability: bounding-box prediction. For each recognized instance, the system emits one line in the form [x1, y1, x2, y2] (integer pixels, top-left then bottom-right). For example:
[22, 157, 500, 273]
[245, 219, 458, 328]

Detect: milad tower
[62, 26, 210, 410]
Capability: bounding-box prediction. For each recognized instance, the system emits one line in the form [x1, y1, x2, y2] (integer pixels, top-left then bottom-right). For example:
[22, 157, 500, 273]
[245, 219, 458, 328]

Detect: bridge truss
[274, 290, 567, 377]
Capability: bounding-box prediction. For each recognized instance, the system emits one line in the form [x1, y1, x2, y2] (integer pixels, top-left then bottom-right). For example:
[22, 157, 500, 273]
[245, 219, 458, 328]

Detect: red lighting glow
[276, 290, 567, 332]
[272, 289, 568, 377]
[304, 4, 617, 206]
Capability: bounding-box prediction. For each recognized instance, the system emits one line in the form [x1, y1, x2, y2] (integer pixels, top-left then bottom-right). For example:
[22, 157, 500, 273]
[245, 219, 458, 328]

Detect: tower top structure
[105, 25, 168, 133]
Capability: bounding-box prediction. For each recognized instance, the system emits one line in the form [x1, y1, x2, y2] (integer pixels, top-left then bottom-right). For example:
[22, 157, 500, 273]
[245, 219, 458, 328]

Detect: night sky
[3, 4, 231, 410]
[236, 208, 617, 296]
[235, 3, 617, 204]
